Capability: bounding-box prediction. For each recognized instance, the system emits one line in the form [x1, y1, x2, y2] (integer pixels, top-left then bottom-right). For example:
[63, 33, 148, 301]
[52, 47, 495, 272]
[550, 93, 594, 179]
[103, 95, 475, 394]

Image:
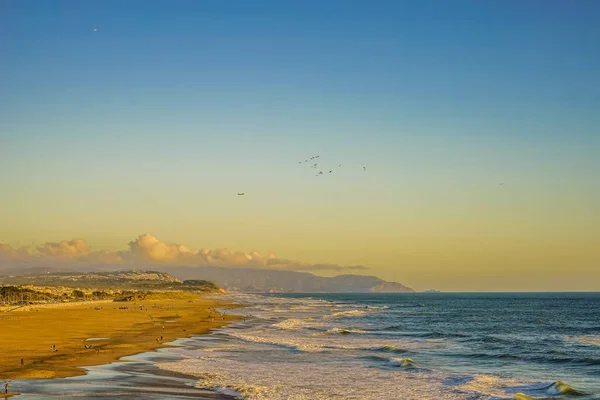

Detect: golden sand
[0, 293, 238, 380]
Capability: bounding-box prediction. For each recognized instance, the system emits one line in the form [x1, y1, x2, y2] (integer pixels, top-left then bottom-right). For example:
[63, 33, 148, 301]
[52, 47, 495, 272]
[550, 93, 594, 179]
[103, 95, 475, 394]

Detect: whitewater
[157, 292, 600, 400]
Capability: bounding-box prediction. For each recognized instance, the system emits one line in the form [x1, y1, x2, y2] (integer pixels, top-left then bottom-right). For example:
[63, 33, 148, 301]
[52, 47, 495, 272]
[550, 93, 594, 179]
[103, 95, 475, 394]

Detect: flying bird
[363, 166, 367, 171]
[237, 193, 245, 196]
[93, 28, 97, 32]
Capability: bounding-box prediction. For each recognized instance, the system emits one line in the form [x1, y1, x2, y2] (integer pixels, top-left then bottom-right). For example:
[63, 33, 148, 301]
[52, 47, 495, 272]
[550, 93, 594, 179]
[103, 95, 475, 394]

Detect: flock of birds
[298, 155, 367, 177]
[88, 29, 506, 193]
[237, 155, 367, 196]
[90, 28, 372, 197]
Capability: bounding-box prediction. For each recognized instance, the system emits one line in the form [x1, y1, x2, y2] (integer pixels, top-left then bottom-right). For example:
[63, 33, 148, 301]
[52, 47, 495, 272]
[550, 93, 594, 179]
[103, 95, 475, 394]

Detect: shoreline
[9, 347, 239, 399]
[0, 293, 240, 384]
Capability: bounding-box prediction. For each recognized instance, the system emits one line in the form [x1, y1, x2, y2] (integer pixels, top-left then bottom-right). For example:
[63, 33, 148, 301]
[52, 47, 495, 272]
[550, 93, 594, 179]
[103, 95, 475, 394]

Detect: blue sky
[1, 0, 599, 290]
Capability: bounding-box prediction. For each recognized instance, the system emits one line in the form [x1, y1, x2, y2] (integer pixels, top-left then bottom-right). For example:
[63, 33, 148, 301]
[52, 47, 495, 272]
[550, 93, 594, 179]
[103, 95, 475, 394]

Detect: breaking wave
[155, 292, 599, 400]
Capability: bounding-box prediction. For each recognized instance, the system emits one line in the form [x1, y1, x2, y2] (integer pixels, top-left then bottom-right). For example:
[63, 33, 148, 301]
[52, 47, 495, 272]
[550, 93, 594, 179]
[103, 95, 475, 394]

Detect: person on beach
[4, 382, 9, 394]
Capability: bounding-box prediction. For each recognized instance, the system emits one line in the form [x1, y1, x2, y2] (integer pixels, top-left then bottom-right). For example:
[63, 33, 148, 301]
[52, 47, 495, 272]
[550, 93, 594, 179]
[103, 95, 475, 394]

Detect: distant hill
[0, 270, 223, 293]
[149, 266, 415, 293]
[0, 265, 414, 293]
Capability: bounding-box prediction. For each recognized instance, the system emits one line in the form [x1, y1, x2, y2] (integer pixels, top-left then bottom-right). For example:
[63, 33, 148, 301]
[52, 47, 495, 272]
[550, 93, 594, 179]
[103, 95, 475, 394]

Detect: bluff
[1, 265, 414, 293]
[150, 266, 414, 293]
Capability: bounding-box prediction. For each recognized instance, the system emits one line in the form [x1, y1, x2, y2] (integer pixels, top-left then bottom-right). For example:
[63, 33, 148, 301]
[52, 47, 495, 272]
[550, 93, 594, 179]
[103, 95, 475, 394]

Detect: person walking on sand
[5, 382, 10, 394]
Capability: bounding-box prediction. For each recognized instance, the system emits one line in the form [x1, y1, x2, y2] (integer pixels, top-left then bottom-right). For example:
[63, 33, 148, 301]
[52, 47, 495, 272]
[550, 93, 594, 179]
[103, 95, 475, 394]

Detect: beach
[0, 293, 239, 382]
[3, 292, 599, 399]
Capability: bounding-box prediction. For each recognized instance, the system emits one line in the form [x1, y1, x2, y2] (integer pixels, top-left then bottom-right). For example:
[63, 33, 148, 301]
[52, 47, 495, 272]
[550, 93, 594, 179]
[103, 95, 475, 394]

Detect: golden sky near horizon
[1, 179, 598, 292]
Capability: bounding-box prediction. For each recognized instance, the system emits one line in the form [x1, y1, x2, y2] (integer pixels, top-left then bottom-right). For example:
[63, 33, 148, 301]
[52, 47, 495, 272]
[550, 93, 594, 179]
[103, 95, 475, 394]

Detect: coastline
[0, 293, 240, 386]
[5, 292, 600, 399]
[8, 344, 240, 399]
[152, 292, 600, 400]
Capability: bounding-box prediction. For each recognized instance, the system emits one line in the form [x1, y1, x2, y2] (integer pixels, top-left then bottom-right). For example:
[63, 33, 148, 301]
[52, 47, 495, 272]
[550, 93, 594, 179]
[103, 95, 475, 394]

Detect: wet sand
[0, 293, 239, 380]
[9, 349, 237, 399]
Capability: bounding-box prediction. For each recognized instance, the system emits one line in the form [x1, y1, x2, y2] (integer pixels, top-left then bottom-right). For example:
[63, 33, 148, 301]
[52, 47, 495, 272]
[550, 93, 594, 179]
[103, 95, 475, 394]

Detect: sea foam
[173, 292, 598, 400]
[159, 357, 469, 400]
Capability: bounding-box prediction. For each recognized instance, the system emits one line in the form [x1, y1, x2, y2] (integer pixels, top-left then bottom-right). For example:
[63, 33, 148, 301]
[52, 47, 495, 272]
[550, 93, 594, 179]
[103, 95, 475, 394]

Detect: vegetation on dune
[0, 270, 224, 307]
[114, 291, 197, 302]
[182, 279, 222, 292]
[0, 270, 184, 290]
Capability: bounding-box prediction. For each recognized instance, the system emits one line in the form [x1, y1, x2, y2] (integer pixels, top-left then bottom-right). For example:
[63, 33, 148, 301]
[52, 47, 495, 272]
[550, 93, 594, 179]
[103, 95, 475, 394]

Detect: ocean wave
[324, 309, 376, 319]
[372, 345, 408, 354]
[363, 324, 404, 332]
[466, 352, 523, 360]
[211, 293, 600, 399]
[271, 320, 370, 336]
[362, 355, 417, 368]
[513, 394, 535, 400]
[578, 326, 600, 334]
[531, 355, 600, 366]
[158, 357, 472, 400]
[544, 381, 585, 396]
[454, 375, 529, 399]
[387, 357, 417, 368]
[228, 330, 445, 355]
[564, 335, 600, 347]
[229, 332, 324, 353]
[271, 318, 319, 331]
[321, 328, 369, 335]
[221, 293, 333, 320]
[477, 335, 511, 344]
[461, 351, 515, 361]
[459, 351, 600, 366]
[511, 381, 587, 398]
[398, 331, 471, 339]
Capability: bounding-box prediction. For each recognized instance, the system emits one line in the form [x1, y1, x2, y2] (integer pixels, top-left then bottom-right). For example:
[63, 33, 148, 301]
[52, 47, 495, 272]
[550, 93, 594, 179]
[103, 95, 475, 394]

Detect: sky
[1, 0, 599, 291]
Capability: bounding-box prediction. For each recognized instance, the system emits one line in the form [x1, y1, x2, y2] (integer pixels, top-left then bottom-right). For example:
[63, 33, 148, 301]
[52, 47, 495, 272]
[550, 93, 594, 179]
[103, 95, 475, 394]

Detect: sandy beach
[0, 293, 238, 382]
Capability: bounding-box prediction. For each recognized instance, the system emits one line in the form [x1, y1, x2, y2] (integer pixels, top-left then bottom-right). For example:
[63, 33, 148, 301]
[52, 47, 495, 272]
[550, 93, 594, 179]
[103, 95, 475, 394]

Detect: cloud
[299, 263, 368, 272]
[0, 234, 368, 273]
[0, 243, 35, 258]
[128, 234, 193, 262]
[265, 258, 368, 272]
[37, 238, 91, 257]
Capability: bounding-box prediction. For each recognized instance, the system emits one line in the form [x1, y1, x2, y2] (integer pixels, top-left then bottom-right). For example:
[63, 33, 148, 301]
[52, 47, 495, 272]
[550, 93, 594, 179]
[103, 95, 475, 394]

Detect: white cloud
[0, 243, 35, 258]
[37, 238, 91, 257]
[0, 234, 368, 273]
[128, 233, 192, 262]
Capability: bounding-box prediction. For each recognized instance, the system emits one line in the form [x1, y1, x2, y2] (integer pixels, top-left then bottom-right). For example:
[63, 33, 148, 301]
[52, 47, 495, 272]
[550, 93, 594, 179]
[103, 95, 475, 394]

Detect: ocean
[160, 292, 600, 400]
[11, 292, 600, 399]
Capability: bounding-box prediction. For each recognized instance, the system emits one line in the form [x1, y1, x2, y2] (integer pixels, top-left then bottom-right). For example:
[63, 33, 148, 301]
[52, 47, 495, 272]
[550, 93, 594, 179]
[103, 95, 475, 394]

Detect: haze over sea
[158, 292, 600, 400]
